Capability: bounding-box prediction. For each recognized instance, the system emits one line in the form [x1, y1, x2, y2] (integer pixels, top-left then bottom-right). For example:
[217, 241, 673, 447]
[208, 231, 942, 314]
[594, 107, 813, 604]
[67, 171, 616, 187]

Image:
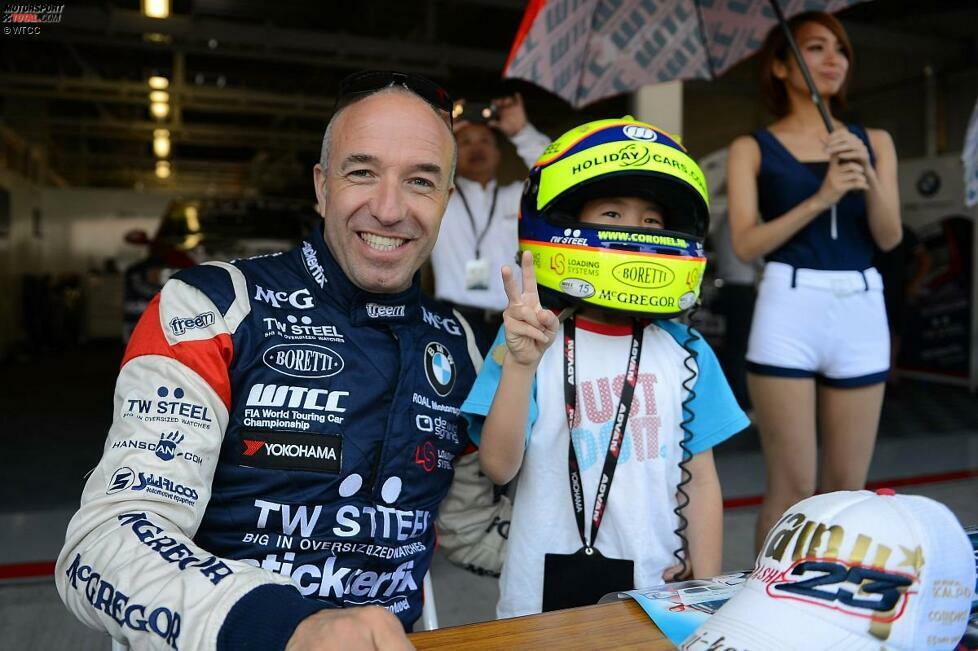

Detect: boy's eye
[602, 210, 621, 219]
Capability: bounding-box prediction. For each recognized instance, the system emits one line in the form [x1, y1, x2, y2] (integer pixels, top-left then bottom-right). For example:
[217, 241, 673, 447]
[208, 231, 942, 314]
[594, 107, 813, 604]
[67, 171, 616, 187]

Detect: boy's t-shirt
[461, 317, 749, 619]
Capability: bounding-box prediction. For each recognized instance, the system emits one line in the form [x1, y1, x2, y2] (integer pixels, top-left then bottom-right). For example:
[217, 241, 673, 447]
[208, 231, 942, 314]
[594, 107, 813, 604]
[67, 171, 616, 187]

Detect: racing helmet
[519, 117, 710, 318]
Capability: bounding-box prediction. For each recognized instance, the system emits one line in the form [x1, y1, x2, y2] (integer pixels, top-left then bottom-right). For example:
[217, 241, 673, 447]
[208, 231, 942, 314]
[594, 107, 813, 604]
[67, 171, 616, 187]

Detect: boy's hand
[501, 251, 559, 368]
[662, 562, 691, 582]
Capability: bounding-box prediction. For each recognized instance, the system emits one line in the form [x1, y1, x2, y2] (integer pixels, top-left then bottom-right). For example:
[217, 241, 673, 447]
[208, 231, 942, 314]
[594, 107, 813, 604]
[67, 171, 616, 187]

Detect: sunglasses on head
[335, 70, 455, 126]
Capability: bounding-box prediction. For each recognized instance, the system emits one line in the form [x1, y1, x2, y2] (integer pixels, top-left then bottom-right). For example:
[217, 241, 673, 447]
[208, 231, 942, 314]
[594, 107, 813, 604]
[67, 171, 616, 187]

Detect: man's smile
[359, 232, 408, 252]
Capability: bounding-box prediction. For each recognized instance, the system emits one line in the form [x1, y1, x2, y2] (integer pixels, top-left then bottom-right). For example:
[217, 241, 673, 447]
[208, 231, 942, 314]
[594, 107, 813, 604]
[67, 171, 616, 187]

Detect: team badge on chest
[423, 342, 456, 397]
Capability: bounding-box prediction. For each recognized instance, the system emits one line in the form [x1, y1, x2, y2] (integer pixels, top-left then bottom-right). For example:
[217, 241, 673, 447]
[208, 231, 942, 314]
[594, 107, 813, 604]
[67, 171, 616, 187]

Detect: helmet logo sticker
[623, 125, 658, 142]
[522, 118, 711, 319]
[568, 143, 650, 177]
[560, 278, 595, 298]
[612, 261, 675, 289]
[551, 228, 588, 246]
[618, 143, 651, 167]
[550, 253, 566, 274]
[424, 342, 456, 397]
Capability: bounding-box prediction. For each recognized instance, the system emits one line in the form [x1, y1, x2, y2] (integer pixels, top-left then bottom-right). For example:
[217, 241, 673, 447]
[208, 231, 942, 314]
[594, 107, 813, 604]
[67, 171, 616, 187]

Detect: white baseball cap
[680, 489, 975, 651]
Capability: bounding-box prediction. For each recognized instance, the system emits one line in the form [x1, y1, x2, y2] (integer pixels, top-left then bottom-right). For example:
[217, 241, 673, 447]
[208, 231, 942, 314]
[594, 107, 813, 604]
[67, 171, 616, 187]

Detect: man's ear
[313, 164, 327, 215]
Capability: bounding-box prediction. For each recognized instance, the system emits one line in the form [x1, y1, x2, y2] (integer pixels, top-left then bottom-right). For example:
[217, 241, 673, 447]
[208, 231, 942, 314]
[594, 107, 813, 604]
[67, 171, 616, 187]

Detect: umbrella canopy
[504, 0, 867, 109]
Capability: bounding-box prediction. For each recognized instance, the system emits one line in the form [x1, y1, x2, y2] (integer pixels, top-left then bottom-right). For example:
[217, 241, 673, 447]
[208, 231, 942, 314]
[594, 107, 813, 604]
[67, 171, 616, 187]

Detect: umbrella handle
[768, 0, 835, 133]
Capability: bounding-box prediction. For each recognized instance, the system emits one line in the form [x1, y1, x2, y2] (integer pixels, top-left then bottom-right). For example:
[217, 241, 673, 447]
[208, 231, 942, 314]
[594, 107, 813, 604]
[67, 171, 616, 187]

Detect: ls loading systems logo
[4, 3, 63, 35]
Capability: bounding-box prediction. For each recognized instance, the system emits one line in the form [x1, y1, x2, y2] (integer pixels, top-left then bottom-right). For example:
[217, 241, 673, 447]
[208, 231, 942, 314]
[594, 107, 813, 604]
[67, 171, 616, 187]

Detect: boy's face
[578, 196, 666, 230]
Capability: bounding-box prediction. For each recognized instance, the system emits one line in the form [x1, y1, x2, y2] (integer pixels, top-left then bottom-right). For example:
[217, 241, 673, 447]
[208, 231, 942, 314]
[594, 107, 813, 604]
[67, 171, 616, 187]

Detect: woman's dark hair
[758, 11, 853, 117]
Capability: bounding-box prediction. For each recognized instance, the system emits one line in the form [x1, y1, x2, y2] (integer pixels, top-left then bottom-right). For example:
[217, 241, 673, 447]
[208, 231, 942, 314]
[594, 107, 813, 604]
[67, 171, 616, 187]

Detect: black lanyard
[563, 316, 644, 554]
[455, 183, 498, 260]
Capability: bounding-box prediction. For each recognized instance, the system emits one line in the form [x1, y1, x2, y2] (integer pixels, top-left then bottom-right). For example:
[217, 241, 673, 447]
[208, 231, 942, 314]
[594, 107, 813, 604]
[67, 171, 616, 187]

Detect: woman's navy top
[752, 124, 877, 271]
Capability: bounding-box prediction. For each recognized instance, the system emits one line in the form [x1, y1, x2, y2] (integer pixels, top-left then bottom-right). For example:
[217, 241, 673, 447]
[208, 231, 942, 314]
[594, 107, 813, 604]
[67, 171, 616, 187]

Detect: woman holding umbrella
[725, 11, 902, 550]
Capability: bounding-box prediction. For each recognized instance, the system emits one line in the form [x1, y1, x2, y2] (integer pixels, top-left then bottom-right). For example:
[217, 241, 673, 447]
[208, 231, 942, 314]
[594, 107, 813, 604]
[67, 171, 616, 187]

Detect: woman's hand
[815, 129, 873, 207]
[500, 250, 559, 368]
[815, 155, 868, 207]
[823, 129, 871, 170]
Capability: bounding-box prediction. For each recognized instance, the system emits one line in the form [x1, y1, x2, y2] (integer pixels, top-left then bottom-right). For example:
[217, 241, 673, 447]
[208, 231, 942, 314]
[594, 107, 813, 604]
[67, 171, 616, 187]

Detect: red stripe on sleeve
[123, 295, 234, 410]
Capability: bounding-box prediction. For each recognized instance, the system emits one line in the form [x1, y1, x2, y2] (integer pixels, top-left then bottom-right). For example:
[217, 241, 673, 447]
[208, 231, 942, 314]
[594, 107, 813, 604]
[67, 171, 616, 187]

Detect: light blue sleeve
[658, 321, 750, 455]
[460, 325, 538, 447]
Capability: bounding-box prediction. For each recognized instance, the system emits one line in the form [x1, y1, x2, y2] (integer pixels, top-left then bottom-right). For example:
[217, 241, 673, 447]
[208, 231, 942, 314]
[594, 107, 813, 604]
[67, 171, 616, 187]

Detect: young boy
[460, 118, 749, 618]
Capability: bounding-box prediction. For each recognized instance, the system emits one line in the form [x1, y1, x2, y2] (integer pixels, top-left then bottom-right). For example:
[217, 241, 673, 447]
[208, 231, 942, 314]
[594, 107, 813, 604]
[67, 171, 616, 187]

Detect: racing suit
[56, 226, 480, 650]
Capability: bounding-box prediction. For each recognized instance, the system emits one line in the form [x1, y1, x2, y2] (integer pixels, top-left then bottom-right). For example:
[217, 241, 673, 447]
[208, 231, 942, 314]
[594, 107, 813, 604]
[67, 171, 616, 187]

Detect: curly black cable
[671, 306, 700, 581]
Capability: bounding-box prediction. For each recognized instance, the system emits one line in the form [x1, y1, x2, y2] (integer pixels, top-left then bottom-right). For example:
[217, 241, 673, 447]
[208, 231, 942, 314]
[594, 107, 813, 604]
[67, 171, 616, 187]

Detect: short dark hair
[757, 11, 854, 118]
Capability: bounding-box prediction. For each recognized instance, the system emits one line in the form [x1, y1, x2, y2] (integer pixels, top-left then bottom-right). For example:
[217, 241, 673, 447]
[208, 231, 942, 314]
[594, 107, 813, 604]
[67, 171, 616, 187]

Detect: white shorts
[746, 262, 890, 387]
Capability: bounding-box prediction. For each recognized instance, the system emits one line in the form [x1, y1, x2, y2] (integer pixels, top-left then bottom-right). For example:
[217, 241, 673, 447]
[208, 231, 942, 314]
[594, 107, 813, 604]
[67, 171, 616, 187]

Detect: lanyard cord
[455, 183, 499, 260]
[563, 316, 644, 553]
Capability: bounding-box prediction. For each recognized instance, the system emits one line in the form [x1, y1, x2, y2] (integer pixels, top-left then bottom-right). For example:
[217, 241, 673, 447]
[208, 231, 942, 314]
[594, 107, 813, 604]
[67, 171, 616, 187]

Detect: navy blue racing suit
[56, 226, 479, 650]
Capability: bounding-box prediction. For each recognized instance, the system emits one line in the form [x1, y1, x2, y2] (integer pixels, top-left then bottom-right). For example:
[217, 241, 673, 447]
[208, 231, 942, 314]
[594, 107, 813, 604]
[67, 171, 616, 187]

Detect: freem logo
[169, 312, 215, 336]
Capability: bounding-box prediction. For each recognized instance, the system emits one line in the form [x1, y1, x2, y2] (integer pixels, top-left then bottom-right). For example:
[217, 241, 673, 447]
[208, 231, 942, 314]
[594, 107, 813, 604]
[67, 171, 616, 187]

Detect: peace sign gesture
[501, 251, 560, 368]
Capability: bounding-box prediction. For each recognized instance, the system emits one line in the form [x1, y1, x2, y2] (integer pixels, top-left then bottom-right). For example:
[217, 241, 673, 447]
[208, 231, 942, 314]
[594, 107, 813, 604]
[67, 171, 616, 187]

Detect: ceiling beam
[43, 7, 506, 74]
[0, 72, 334, 119]
[21, 117, 322, 151]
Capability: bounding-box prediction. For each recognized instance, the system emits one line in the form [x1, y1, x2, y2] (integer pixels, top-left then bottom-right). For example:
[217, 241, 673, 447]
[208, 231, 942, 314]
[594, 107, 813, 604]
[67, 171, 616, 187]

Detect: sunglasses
[335, 70, 455, 126]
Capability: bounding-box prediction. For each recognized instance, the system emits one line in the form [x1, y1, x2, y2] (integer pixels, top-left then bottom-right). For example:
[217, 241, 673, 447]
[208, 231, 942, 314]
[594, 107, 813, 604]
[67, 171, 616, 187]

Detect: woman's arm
[727, 135, 831, 263]
[728, 133, 876, 263]
[823, 127, 902, 251]
[864, 129, 902, 251]
[682, 449, 723, 579]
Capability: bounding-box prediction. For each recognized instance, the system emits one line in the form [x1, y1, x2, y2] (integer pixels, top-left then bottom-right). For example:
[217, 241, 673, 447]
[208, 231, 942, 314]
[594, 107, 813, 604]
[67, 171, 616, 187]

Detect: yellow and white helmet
[519, 117, 710, 318]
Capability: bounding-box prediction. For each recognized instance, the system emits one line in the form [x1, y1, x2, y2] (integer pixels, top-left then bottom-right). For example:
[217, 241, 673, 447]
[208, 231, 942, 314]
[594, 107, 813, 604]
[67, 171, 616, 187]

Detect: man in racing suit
[56, 74, 480, 650]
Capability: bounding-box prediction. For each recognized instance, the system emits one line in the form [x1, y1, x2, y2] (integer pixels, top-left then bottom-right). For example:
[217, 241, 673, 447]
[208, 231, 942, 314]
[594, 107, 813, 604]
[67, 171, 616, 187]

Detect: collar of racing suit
[302, 226, 423, 327]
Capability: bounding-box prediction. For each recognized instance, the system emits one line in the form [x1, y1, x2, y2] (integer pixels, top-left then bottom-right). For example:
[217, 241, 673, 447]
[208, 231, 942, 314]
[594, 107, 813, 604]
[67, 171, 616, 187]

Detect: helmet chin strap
[557, 305, 578, 323]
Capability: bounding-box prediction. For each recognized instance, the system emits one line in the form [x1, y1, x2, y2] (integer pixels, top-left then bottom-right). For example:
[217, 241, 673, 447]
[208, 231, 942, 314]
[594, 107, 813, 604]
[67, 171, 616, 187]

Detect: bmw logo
[916, 170, 940, 198]
[424, 342, 456, 397]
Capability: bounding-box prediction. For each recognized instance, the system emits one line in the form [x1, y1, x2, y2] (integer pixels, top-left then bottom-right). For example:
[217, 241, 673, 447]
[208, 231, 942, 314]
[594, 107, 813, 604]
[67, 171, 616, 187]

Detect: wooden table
[409, 599, 675, 650]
